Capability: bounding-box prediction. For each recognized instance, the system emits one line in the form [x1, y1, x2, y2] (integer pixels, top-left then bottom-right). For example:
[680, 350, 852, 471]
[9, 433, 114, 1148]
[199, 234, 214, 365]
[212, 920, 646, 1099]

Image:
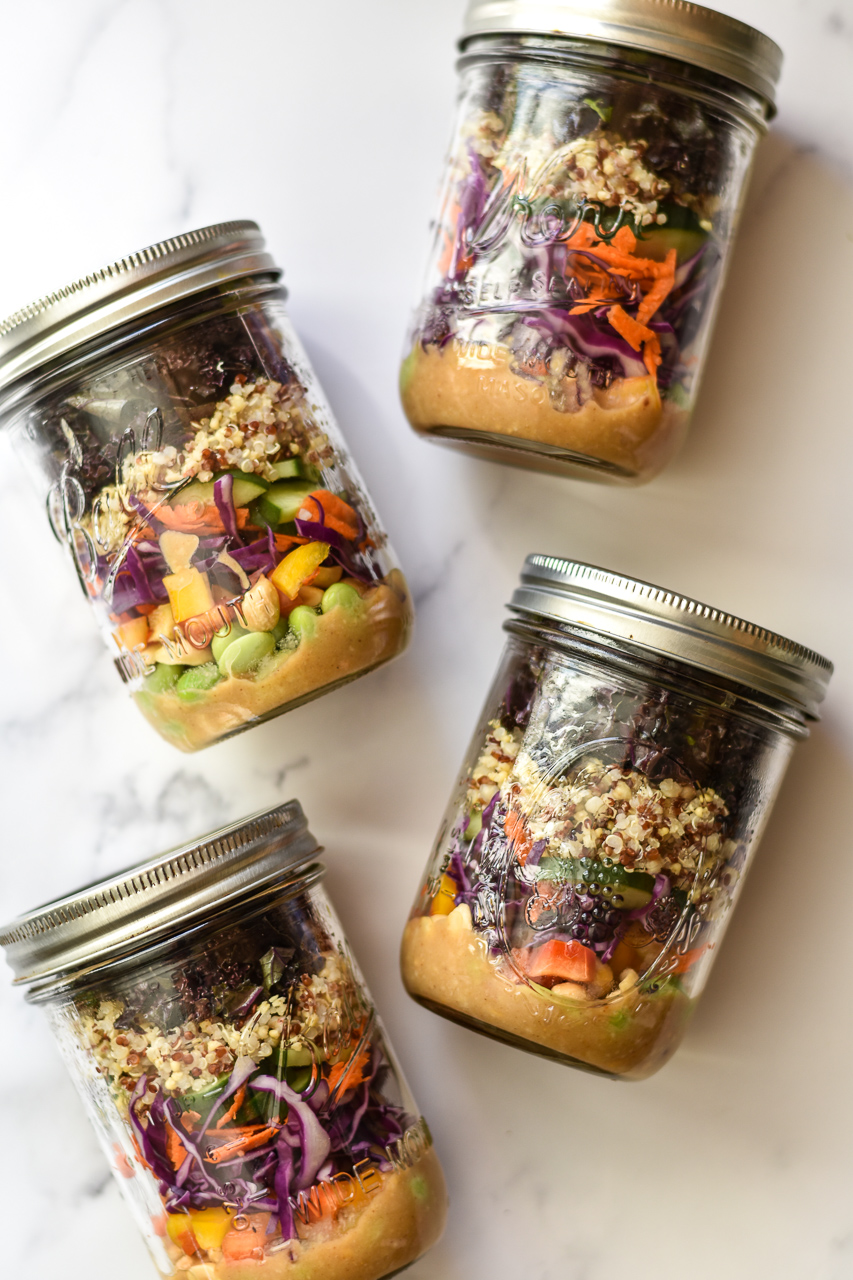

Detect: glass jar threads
[401, 1, 781, 482]
[0, 222, 412, 751]
[401, 557, 832, 1079]
[0, 802, 447, 1280]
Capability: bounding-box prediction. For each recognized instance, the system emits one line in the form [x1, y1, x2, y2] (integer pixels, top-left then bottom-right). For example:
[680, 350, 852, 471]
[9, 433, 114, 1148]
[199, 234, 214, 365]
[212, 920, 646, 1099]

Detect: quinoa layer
[401, 341, 687, 482]
[135, 574, 412, 752]
[166, 1148, 447, 1280]
[401, 906, 689, 1080]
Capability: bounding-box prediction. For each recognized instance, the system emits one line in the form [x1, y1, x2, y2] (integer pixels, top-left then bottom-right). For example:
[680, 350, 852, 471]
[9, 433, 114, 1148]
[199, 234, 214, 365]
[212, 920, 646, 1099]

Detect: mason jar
[0, 222, 412, 751]
[401, 0, 781, 482]
[0, 802, 447, 1280]
[401, 556, 832, 1079]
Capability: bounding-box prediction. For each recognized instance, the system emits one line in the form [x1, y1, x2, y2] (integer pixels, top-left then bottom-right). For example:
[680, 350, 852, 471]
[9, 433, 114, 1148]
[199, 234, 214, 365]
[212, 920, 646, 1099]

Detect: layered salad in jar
[40, 307, 411, 750]
[63, 912, 446, 1279]
[401, 649, 756, 1078]
[402, 44, 744, 480]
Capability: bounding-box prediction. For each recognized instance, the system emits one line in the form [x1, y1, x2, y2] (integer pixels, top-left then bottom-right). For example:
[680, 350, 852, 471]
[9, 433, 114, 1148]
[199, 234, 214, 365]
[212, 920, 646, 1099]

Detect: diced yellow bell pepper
[166, 1213, 197, 1255]
[148, 602, 176, 642]
[163, 567, 214, 624]
[113, 616, 150, 652]
[270, 541, 331, 601]
[187, 1206, 235, 1251]
[429, 873, 458, 916]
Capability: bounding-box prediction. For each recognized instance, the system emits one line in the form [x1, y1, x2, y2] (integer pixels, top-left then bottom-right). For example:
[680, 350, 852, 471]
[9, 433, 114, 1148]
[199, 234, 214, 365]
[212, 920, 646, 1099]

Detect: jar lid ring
[508, 555, 832, 720]
[460, 0, 782, 108]
[0, 220, 280, 405]
[0, 801, 320, 994]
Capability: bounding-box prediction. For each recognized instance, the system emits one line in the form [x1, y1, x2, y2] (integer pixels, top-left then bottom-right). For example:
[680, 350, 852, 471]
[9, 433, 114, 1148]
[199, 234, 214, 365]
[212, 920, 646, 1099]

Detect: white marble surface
[0, 1, 852, 1276]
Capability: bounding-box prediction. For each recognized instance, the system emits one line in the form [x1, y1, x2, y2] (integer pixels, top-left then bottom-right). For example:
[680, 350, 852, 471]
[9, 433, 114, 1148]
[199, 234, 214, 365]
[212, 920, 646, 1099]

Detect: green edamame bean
[320, 583, 363, 614]
[211, 620, 249, 664]
[144, 663, 183, 694]
[176, 663, 222, 702]
[217, 631, 276, 677]
[288, 605, 319, 642]
[271, 616, 291, 645]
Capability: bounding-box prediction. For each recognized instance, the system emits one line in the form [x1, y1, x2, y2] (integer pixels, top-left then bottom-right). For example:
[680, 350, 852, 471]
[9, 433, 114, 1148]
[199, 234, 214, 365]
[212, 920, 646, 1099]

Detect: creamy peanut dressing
[402, 342, 687, 481]
[401, 906, 688, 1079]
[164, 1150, 447, 1280]
[136, 576, 411, 752]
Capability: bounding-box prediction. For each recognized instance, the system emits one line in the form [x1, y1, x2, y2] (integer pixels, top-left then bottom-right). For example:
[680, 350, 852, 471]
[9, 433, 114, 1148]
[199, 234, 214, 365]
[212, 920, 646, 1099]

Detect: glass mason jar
[401, 1, 781, 483]
[0, 222, 412, 751]
[401, 557, 832, 1079]
[0, 802, 447, 1280]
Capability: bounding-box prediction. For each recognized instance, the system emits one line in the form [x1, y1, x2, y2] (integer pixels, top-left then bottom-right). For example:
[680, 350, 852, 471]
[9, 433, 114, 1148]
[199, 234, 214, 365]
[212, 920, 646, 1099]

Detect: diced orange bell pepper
[270, 541, 330, 601]
[671, 944, 708, 974]
[113, 616, 150, 653]
[429, 873, 458, 916]
[522, 939, 598, 985]
[221, 1213, 271, 1262]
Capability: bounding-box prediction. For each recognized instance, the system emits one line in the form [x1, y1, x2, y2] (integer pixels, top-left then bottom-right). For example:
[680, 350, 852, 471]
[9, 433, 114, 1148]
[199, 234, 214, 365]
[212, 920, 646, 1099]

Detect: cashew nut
[240, 575, 281, 632]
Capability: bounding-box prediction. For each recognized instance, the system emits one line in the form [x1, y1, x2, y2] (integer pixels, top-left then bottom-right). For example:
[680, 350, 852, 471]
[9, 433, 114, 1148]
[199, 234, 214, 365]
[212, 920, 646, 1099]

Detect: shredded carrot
[180, 1109, 201, 1134]
[327, 1042, 372, 1096]
[113, 1142, 136, 1179]
[564, 221, 600, 251]
[204, 1125, 278, 1164]
[561, 224, 676, 373]
[166, 1126, 188, 1170]
[607, 304, 662, 377]
[672, 944, 709, 974]
[610, 224, 639, 255]
[155, 503, 251, 535]
[216, 1086, 246, 1129]
[298, 491, 360, 541]
[606, 304, 651, 351]
[636, 248, 676, 326]
[437, 201, 462, 277]
[642, 337, 662, 377]
[274, 533, 310, 552]
[504, 809, 533, 866]
[131, 1132, 152, 1172]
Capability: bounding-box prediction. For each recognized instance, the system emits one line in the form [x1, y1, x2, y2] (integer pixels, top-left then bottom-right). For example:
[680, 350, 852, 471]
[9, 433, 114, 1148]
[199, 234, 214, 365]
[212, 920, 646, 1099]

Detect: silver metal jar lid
[0, 219, 279, 402]
[460, 0, 782, 108]
[0, 801, 320, 995]
[509, 555, 832, 720]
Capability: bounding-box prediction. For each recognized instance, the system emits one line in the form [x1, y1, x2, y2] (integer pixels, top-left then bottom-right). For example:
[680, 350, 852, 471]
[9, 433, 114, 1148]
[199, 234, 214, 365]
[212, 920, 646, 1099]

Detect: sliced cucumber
[170, 471, 268, 509]
[638, 203, 709, 263]
[253, 481, 318, 527]
[217, 472, 269, 507]
[536, 855, 655, 896]
[268, 458, 304, 481]
[171, 479, 215, 506]
[180, 1075, 230, 1118]
[169, 471, 269, 509]
[640, 225, 708, 263]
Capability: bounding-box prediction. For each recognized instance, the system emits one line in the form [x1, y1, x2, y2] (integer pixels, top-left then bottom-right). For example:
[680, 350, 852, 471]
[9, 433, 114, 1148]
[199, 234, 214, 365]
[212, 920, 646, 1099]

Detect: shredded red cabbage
[213, 473, 242, 547]
[127, 1044, 414, 1237]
